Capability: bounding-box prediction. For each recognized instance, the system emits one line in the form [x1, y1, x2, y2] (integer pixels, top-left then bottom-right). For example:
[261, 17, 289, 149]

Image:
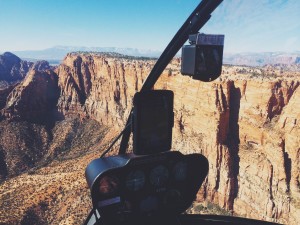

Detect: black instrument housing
[132, 90, 174, 155]
[85, 151, 209, 224]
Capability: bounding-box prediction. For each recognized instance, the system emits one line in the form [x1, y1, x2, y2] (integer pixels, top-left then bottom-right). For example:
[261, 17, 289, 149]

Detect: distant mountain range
[1, 46, 299, 66]
[9, 46, 162, 64]
[224, 51, 300, 66]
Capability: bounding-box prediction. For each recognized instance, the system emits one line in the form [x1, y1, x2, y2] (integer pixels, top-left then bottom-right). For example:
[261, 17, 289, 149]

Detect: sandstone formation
[31, 60, 53, 72]
[56, 53, 153, 125]
[1, 69, 60, 122]
[0, 52, 33, 82]
[55, 53, 299, 224]
[0, 52, 299, 225]
[0, 83, 17, 110]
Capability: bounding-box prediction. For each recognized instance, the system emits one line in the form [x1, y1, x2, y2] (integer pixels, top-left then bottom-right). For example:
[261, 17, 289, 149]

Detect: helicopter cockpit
[85, 150, 208, 225]
[83, 0, 282, 225]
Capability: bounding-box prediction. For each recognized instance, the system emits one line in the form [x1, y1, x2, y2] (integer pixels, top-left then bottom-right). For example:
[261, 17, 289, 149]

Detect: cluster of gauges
[85, 151, 208, 223]
[99, 161, 187, 194]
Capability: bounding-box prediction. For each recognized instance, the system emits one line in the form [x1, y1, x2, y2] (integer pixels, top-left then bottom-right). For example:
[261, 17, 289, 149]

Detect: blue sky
[0, 0, 299, 53]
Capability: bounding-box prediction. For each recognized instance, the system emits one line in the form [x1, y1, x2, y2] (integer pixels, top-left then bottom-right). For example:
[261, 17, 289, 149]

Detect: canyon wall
[0, 52, 33, 82]
[0, 52, 299, 224]
[53, 53, 299, 224]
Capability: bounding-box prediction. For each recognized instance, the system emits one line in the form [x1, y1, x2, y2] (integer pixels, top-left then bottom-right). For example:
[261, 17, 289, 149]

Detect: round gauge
[150, 165, 169, 187]
[164, 189, 182, 206]
[173, 161, 188, 181]
[139, 196, 158, 213]
[126, 170, 146, 191]
[98, 175, 120, 195]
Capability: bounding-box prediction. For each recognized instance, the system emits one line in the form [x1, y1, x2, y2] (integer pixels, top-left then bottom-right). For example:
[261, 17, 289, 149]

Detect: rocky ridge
[0, 52, 299, 224]
[1, 69, 59, 122]
[224, 52, 300, 66]
[0, 52, 33, 82]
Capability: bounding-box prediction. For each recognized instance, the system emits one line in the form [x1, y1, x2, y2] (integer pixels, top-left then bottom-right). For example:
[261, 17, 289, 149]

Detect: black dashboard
[85, 151, 209, 224]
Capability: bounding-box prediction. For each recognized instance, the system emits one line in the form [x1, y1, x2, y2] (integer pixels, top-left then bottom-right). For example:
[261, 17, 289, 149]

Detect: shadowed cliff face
[0, 53, 299, 225]
[0, 52, 33, 82]
[1, 69, 60, 122]
[0, 52, 33, 111]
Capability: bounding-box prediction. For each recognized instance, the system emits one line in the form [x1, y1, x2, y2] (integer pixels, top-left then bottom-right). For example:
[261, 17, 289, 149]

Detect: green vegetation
[71, 51, 158, 61]
[250, 71, 262, 78]
[250, 69, 278, 79]
[206, 202, 232, 216]
[190, 202, 232, 216]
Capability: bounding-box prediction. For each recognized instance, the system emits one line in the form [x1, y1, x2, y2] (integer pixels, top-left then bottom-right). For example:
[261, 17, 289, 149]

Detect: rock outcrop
[56, 53, 153, 125]
[31, 60, 53, 72]
[0, 52, 33, 82]
[1, 69, 60, 122]
[0, 83, 18, 110]
[0, 52, 36, 112]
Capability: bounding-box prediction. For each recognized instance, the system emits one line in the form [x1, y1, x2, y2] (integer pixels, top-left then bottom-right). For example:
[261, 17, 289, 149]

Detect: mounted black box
[133, 90, 174, 155]
[181, 33, 224, 82]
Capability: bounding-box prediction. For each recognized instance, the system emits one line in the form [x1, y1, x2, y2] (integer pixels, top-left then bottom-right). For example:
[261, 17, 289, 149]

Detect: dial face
[126, 170, 146, 191]
[173, 161, 188, 181]
[164, 189, 182, 206]
[150, 165, 169, 187]
[98, 175, 120, 195]
[139, 196, 158, 213]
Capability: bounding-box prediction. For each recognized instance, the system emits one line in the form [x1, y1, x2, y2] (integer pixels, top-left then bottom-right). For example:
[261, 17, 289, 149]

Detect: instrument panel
[85, 151, 208, 223]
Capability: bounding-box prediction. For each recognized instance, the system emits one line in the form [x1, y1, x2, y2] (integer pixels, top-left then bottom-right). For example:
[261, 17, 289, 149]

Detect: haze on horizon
[0, 0, 299, 54]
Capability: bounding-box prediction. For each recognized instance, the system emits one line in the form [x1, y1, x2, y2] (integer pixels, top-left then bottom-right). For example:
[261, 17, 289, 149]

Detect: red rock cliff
[1, 69, 59, 122]
[54, 53, 299, 224]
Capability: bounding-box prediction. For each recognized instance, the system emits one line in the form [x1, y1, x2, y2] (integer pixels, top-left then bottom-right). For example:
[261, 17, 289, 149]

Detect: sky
[0, 0, 299, 53]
